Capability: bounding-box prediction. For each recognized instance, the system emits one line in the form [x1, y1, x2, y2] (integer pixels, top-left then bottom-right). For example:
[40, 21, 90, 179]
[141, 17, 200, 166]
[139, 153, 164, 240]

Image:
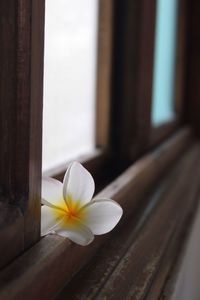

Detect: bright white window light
[43, 0, 98, 171]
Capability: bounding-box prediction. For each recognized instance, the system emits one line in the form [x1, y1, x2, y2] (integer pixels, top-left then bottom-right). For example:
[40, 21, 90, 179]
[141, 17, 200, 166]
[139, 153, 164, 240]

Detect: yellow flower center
[52, 195, 86, 227]
[66, 206, 79, 219]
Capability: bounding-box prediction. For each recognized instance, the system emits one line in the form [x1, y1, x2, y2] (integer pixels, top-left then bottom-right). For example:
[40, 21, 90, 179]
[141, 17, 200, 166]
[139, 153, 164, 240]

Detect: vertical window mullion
[0, 0, 44, 268]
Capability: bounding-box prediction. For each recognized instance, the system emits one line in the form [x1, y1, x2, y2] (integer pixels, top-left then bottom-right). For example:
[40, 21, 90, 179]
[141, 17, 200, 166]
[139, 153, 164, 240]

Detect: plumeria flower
[41, 162, 123, 246]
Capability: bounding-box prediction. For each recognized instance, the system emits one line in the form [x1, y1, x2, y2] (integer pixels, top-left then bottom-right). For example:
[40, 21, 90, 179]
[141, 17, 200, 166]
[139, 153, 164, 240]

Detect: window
[151, 0, 178, 125]
[42, 0, 113, 180]
[1, 0, 199, 299]
[43, 0, 98, 171]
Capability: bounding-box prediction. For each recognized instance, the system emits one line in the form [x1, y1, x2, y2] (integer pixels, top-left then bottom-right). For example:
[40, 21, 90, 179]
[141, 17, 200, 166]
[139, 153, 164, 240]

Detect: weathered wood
[145, 156, 200, 300]
[0, 0, 17, 198]
[90, 145, 200, 300]
[110, 0, 156, 161]
[22, 0, 44, 248]
[161, 200, 200, 300]
[0, 0, 44, 266]
[0, 203, 24, 270]
[174, 0, 187, 118]
[57, 144, 200, 300]
[0, 0, 26, 269]
[133, 0, 156, 156]
[0, 129, 191, 300]
[185, 0, 200, 136]
[95, 0, 113, 149]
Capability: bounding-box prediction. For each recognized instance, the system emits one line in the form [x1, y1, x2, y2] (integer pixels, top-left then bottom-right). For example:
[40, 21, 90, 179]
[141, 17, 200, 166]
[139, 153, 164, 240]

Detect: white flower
[41, 162, 123, 246]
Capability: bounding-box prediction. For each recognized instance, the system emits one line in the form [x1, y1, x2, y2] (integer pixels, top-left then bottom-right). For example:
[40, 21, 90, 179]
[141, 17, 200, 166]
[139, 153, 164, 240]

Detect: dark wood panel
[0, 0, 18, 200]
[0, 202, 24, 270]
[111, 0, 156, 161]
[95, 0, 113, 149]
[174, 0, 187, 118]
[185, 0, 200, 135]
[0, 0, 44, 262]
[23, 0, 44, 248]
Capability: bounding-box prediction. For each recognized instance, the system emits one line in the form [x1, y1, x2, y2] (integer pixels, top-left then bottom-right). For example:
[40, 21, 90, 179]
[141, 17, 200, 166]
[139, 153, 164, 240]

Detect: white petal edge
[42, 177, 66, 209]
[41, 205, 65, 236]
[55, 221, 94, 246]
[82, 199, 123, 235]
[63, 162, 95, 207]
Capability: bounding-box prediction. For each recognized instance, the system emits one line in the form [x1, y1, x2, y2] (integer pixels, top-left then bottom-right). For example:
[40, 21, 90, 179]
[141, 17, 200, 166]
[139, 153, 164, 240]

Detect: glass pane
[42, 0, 98, 171]
[151, 0, 178, 125]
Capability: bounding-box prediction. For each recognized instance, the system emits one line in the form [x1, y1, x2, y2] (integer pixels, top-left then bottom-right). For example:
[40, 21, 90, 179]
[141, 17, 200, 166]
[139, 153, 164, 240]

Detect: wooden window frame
[0, 128, 194, 299]
[110, 0, 187, 163]
[42, 0, 127, 195]
[43, 0, 187, 179]
[0, 0, 44, 268]
[149, 0, 188, 147]
[0, 0, 198, 299]
[43, 0, 115, 183]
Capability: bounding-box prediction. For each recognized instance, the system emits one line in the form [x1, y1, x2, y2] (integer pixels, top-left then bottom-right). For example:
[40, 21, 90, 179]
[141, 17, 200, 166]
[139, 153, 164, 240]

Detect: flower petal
[41, 205, 65, 236]
[55, 220, 94, 246]
[41, 206, 93, 245]
[42, 177, 66, 209]
[63, 162, 95, 207]
[82, 199, 123, 235]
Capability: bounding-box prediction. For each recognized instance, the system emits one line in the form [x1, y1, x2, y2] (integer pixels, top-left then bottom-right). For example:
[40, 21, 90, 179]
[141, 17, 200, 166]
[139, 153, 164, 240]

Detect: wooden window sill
[0, 128, 194, 300]
[149, 118, 180, 148]
[57, 139, 200, 300]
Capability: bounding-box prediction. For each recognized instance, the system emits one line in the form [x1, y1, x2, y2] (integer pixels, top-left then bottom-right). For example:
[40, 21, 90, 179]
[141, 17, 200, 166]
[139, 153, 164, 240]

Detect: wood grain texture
[185, 0, 200, 136]
[0, 0, 18, 200]
[0, 129, 191, 300]
[23, 0, 44, 248]
[161, 197, 200, 300]
[57, 144, 200, 300]
[111, 0, 156, 161]
[98, 146, 200, 300]
[145, 151, 200, 300]
[134, 0, 156, 156]
[95, 0, 113, 149]
[0, 202, 24, 270]
[0, 0, 44, 266]
[174, 0, 187, 118]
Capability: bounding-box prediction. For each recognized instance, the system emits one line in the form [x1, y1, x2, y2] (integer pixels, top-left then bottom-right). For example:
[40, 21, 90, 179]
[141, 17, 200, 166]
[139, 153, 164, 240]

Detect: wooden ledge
[0, 128, 193, 299]
[58, 145, 200, 299]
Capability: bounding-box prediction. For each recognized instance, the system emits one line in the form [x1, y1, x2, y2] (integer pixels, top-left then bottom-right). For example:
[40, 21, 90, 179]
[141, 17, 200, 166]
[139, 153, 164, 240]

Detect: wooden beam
[95, 0, 113, 149]
[111, 0, 156, 161]
[0, 129, 192, 299]
[59, 144, 200, 300]
[0, 0, 44, 264]
[92, 145, 200, 300]
[185, 0, 200, 135]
